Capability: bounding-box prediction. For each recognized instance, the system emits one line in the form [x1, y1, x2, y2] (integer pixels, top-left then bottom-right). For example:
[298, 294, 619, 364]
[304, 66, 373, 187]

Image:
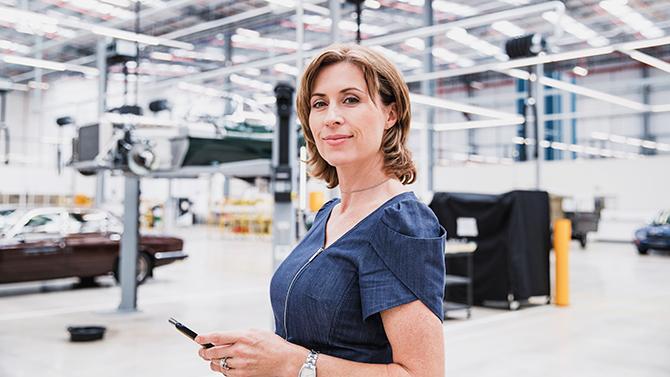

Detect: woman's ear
[384, 103, 398, 130]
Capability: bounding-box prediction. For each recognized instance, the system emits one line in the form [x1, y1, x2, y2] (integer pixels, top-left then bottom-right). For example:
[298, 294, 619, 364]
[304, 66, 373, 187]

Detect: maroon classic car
[0, 207, 187, 285]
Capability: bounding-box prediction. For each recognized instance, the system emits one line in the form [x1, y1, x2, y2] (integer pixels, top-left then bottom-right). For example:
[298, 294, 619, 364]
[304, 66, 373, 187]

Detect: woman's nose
[324, 105, 343, 127]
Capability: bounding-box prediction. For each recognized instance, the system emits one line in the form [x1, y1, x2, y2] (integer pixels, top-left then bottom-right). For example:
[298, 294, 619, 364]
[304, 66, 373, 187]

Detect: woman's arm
[306, 300, 444, 377]
[197, 300, 444, 377]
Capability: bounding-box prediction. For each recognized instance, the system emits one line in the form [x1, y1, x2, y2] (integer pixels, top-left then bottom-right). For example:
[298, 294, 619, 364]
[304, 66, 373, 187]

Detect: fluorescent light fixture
[235, 28, 260, 38]
[244, 68, 262, 76]
[498, 0, 530, 5]
[1, 54, 99, 76]
[541, 75, 647, 111]
[502, 68, 648, 111]
[599, 0, 664, 39]
[253, 94, 276, 105]
[364, 0, 381, 9]
[0, 5, 192, 50]
[543, 11, 610, 47]
[492, 20, 525, 37]
[178, 82, 229, 97]
[230, 74, 273, 92]
[572, 66, 588, 76]
[265, 0, 293, 7]
[372, 46, 422, 69]
[405, 37, 425, 51]
[0, 80, 28, 91]
[338, 20, 388, 36]
[232, 33, 303, 51]
[274, 63, 299, 76]
[651, 104, 670, 113]
[172, 48, 226, 62]
[3, 55, 65, 71]
[62, 0, 135, 19]
[446, 27, 507, 61]
[431, 47, 475, 67]
[99, 0, 131, 7]
[411, 93, 523, 120]
[432, 117, 525, 131]
[433, 1, 478, 17]
[150, 51, 173, 61]
[515, 136, 634, 158]
[619, 49, 670, 74]
[302, 14, 388, 36]
[590, 131, 670, 151]
[0, 39, 30, 54]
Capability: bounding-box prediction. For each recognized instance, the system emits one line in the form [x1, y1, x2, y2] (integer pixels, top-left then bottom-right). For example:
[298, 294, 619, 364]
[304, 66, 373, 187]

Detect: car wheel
[637, 246, 649, 255]
[113, 252, 153, 285]
[77, 276, 98, 287]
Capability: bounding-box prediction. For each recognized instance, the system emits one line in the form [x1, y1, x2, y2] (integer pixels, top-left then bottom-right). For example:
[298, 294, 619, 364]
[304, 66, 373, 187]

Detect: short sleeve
[361, 199, 446, 321]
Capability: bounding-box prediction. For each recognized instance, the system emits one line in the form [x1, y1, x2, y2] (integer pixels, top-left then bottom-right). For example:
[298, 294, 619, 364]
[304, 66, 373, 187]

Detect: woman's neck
[335, 156, 406, 214]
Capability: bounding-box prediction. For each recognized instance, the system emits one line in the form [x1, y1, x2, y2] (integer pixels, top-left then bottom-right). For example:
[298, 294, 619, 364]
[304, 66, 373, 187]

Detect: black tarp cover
[429, 190, 551, 304]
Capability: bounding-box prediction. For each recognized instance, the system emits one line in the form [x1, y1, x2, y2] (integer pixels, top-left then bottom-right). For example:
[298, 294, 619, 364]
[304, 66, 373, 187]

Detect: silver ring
[219, 357, 231, 371]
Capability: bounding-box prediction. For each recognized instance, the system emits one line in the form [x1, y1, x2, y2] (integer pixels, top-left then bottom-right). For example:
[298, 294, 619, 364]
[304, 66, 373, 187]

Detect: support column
[421, 0, 435, 195]
[272, 84, 296, 272]
[330, 0, 341, 43]
[224, 31, 233, 115]
[118, 175, 140, 312]
[533, 63, 545, 190]
[641, 66, 655, 156]
[95, 37, 107, 206]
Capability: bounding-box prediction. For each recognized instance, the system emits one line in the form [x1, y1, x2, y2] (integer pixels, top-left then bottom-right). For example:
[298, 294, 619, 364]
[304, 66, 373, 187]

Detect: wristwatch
[298, 350, 318, 377]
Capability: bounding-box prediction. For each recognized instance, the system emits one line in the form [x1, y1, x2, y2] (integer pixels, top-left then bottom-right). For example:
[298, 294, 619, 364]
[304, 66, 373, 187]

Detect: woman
[196, 43, 446, 377]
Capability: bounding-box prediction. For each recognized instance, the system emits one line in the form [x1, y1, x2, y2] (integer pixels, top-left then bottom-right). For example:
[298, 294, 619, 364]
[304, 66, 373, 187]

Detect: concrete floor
[1, 226, 669, 377]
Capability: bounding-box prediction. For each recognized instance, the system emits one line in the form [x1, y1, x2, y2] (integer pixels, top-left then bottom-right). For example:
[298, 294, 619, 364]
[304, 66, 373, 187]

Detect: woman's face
[308, 62, 397, 170]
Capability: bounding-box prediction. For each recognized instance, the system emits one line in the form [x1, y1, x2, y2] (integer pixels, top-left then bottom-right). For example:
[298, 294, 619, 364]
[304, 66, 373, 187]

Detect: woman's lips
[323, 135, 352, 146]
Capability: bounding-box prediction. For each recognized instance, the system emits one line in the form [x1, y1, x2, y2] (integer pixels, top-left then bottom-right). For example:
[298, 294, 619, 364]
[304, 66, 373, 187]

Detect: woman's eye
[312, 100, 326, 108]
[343, 96, 359, 104]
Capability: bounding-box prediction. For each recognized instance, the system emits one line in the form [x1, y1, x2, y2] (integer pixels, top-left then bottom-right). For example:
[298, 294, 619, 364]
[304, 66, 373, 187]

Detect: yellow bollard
[309, 191, 325, 213]
[554, 218, 571, 306]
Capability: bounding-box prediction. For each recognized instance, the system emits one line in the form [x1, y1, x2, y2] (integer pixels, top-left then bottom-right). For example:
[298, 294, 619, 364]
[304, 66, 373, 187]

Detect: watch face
[299, 366, 316, 377]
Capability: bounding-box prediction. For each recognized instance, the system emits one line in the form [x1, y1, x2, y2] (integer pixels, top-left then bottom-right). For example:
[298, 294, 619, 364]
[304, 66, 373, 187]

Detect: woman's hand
[196, 329, 305, 377]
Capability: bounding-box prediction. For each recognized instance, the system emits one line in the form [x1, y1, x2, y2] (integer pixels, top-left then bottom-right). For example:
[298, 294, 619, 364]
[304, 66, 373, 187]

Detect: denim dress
[269, 191, 446, 364]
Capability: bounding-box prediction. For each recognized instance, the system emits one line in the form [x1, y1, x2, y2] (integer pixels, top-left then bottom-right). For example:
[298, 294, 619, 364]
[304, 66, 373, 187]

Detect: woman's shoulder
[377, 192, 443, 239]
[315, 197, 340, 217]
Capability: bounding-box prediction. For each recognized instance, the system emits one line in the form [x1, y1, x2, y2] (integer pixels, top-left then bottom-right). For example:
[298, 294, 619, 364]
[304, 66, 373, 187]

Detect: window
[21, 213, 63, 236]
[66, 210, 121, 234]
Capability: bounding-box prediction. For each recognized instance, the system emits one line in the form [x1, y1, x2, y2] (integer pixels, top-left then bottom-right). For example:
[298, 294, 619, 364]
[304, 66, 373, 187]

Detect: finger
[200, 344, 233, 361]
[196, 331, 247, 346]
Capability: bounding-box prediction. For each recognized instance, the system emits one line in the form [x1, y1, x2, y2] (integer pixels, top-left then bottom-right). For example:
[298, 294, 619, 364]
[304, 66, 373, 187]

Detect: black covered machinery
[430, 190, 551, 309]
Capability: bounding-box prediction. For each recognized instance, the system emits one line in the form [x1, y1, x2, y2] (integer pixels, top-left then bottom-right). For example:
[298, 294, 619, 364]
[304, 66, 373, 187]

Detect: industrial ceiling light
[411, 93, 523, 120]
[0, 5, 193, 50]
[1, 54, 99, 76]
[501, 68, 648, 111]
[0, 39, 30, 54]
[619, 49, 670, 74]
[0, 80, 28, 91]
[572, 66, 588, 76]
[447, 27, 508, 61]
[599, 0, 664, 39]
[542, 11, 609, 47]
[492, 20, 526, 38]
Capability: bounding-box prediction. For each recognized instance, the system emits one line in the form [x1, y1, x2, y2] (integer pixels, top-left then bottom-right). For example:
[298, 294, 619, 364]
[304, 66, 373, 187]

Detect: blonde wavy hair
[296, 43, 416, 189]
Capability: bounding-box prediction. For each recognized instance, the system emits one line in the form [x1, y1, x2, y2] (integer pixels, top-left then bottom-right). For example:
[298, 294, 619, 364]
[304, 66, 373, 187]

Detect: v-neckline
[320, 191, 414, 250]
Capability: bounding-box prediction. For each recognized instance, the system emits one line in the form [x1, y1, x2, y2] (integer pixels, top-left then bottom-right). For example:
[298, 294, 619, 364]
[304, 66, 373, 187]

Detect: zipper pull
[308, 247, 324, 263]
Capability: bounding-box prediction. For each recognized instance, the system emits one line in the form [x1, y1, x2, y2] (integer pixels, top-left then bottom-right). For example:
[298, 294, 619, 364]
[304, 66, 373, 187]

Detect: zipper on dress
[283, 247, 324, 340]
